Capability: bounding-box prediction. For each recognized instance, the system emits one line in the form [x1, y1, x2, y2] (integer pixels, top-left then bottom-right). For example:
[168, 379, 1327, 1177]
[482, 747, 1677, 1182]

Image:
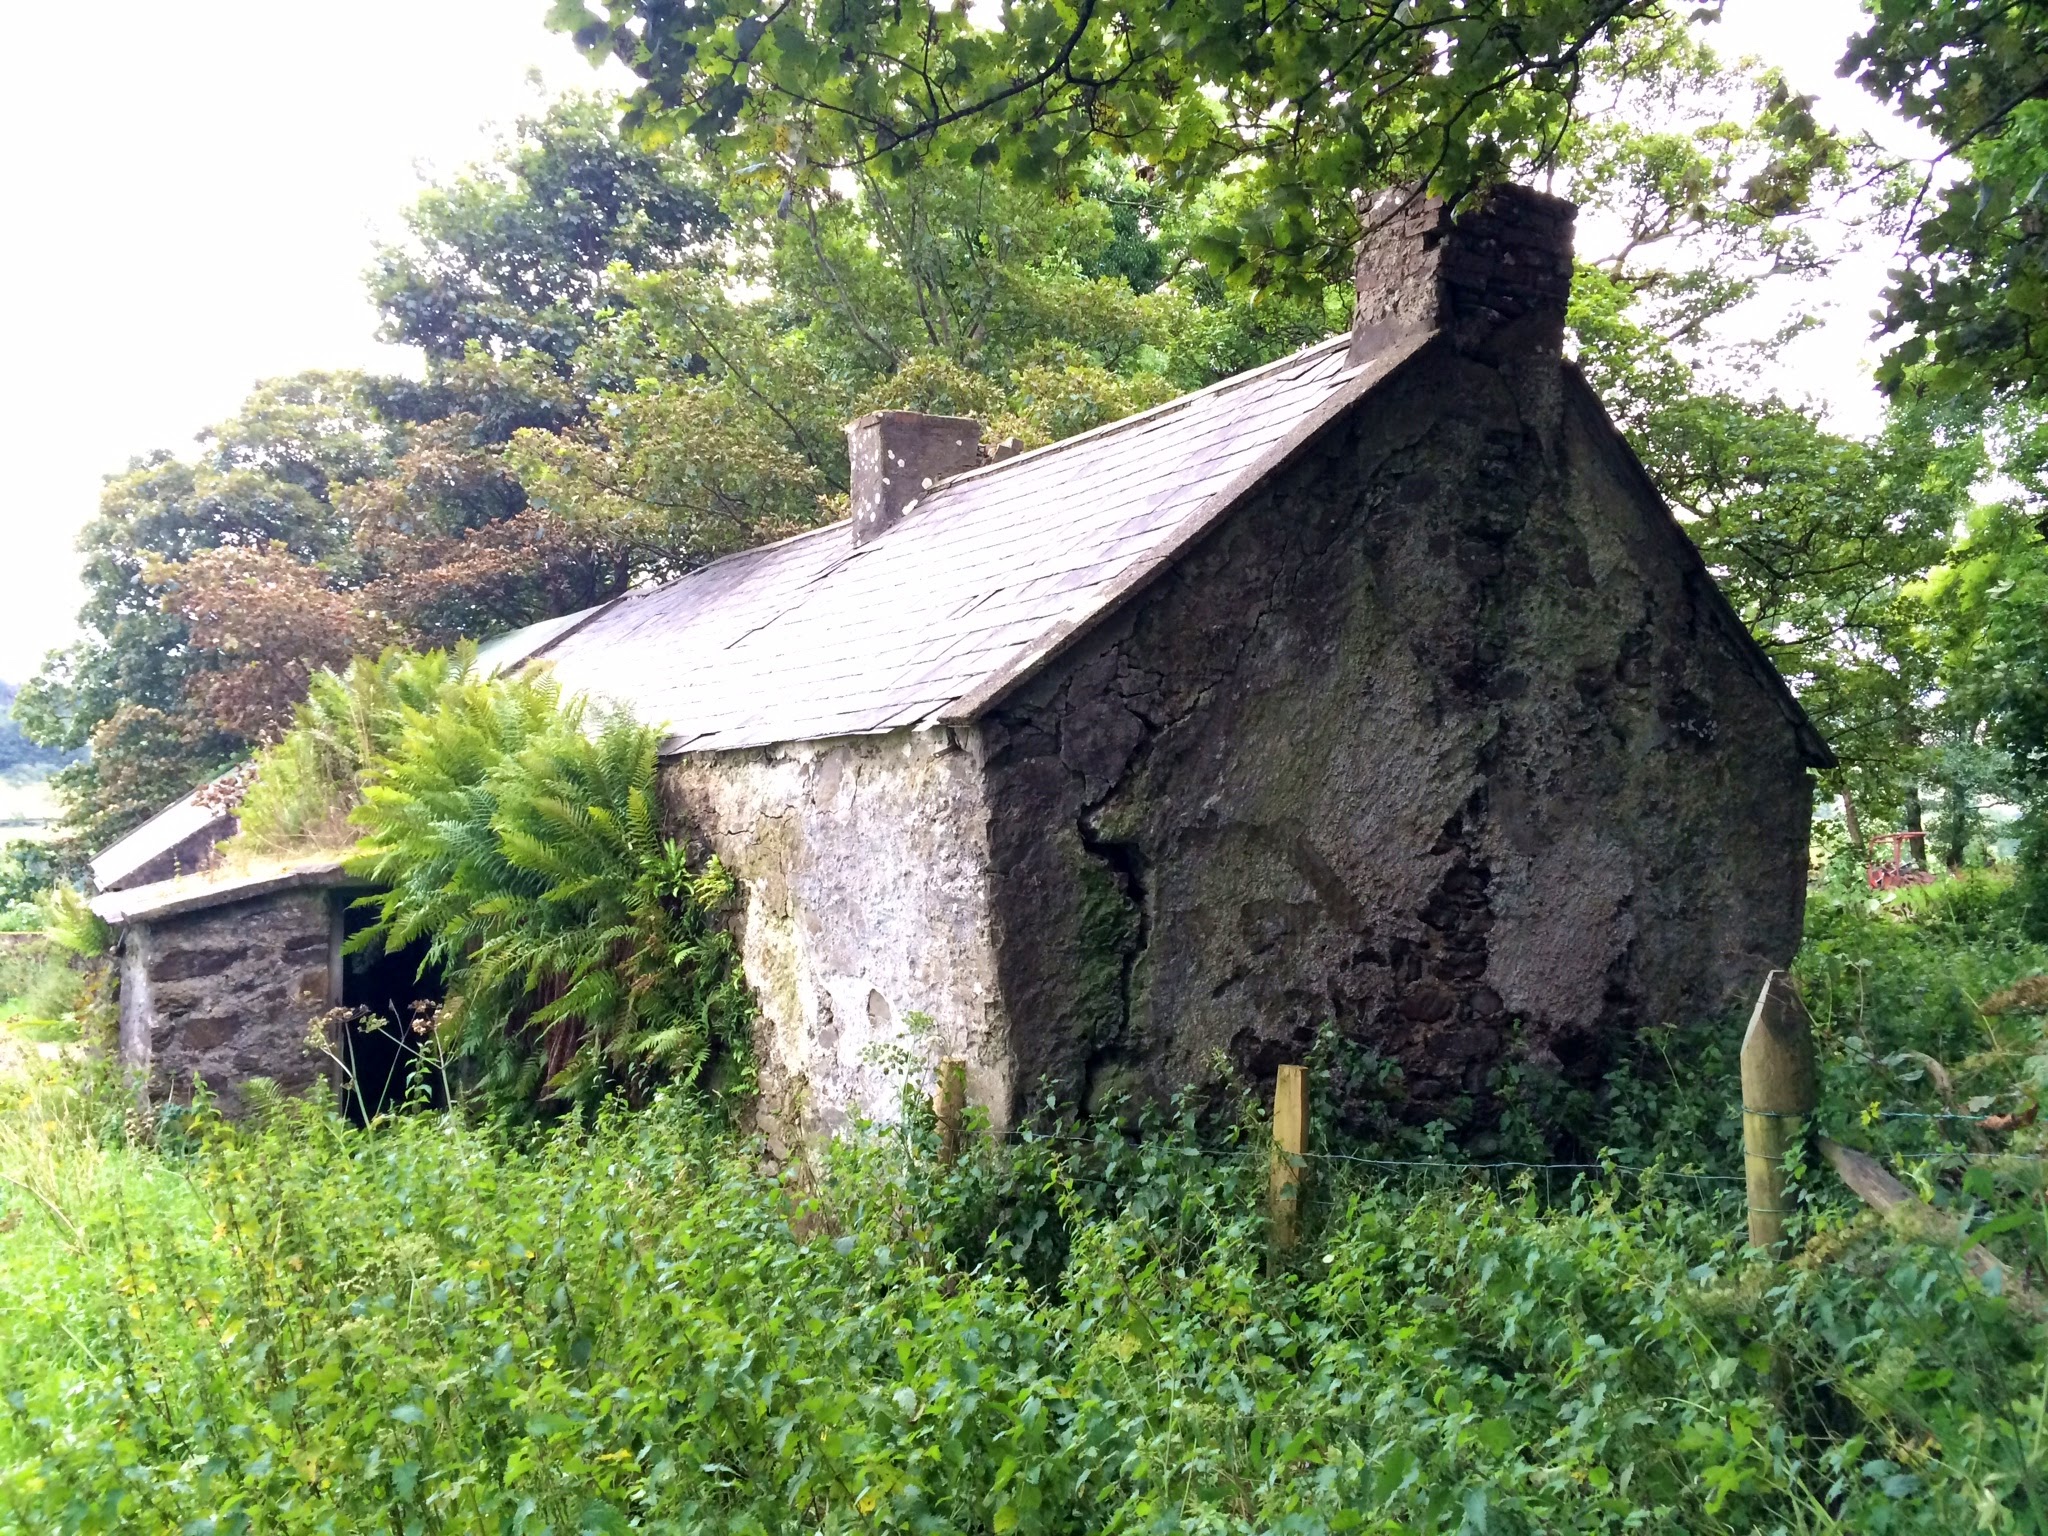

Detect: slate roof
[518, 330, 1434, 755]
[90, 857, 350, 926]
[90, 783, 239, 894]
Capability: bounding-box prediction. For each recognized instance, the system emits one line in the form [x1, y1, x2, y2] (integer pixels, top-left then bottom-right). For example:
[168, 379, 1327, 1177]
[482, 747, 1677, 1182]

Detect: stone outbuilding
[93, 860, 350, 1119]
[91, 813, 440, 1120]
[96, 184, 1830, 1136]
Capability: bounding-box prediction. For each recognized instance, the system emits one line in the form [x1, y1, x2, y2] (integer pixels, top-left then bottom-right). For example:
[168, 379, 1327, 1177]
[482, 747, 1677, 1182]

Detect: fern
[223, 644, 753, 1118]
[345, 669, 754, 1119]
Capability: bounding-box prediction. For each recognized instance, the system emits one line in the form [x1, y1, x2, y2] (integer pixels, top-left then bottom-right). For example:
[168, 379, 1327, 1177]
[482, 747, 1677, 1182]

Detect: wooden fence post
[935, 1056, 967, 1165]
[1741, 970, 1817, 1254]
[1269, 1064, 1308, 1260]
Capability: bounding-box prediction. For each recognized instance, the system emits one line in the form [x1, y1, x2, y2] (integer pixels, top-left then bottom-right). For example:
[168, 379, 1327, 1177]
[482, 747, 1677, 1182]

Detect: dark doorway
[339, 898, 445, 1124]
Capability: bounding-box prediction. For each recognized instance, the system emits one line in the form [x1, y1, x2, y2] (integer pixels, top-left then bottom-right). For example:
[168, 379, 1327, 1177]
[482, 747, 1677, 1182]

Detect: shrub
[6, 864, 2048, 1530]
[0, 1081, 2039, 1534]
[216, 647, 754, 1117]
[0, 840, 56, 926]
[347, 667, 752, 1117]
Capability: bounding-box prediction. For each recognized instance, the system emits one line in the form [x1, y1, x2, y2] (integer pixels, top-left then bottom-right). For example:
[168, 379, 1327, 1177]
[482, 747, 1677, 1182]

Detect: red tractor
[1866, 830, 1938, 891]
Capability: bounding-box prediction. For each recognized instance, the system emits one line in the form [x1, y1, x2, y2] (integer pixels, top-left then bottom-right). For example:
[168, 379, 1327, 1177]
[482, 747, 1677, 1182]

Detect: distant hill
[0, 683, 77, 843]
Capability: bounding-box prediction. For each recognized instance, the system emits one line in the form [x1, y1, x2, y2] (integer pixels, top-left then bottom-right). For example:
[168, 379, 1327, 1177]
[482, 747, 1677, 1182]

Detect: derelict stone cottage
[94, 184, 1831, 1137]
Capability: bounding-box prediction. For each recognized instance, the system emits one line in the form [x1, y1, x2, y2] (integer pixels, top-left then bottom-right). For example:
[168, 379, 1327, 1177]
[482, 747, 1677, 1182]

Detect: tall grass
[0, 879, 2044, 1532]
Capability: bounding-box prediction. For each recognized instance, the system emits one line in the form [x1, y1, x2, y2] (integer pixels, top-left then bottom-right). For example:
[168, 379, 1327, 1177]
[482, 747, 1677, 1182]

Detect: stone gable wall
[976, 342, 1813, 1130]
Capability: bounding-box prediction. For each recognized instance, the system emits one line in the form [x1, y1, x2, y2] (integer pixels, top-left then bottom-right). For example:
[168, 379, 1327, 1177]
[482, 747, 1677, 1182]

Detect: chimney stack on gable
[1349, 183, 1577, 367]
[846, 410, 983, 547]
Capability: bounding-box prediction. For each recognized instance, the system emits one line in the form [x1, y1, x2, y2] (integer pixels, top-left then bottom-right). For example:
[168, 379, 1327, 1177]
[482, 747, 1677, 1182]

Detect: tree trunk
[1939, 778, 1970, 869]
[1904, 786, 1927, 869]
[1840, 792, 1862, 855]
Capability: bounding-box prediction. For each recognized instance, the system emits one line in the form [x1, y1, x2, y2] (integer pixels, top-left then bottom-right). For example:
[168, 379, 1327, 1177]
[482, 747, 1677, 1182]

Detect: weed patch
[1, 878, 2045, 1531]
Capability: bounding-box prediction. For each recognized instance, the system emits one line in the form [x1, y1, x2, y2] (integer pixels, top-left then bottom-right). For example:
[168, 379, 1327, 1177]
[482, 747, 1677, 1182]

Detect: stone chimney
[1349, 183, 1577, 367]
[845, 410, 983, 547]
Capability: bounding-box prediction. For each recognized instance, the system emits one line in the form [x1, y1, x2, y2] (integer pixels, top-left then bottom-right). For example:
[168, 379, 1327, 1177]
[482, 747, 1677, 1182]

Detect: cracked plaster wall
[976, 340, 1815, 1128]
[117, 888, 339, 1118]
[661, 727, 1010, 1152]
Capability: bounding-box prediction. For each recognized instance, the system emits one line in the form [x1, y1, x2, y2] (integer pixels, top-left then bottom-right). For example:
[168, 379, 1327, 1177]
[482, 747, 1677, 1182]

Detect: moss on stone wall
[1070, 837, 1141, 1054]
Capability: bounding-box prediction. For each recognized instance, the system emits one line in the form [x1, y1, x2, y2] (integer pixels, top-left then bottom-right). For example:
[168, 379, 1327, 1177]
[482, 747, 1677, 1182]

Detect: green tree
[1543, 33, 1974, 809]
[14, 400, 384, 853]
[1846, 1, 2048, 400]
[1923, 481, 2048, 891]
[0, 682, 76, 782]
[550, 0, 1666, 288]
[368, 94, 726, 367]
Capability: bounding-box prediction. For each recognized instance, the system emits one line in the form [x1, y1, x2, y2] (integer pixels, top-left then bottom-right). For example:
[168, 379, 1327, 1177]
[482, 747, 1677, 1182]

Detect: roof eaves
[928, 327, 1440, 727]
[91, 858, 355, 927]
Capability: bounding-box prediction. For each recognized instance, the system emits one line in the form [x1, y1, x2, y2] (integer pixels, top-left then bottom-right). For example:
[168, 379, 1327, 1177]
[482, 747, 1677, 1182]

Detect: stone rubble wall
[661, 727, 1010, 1153]
[976, 341, 1814, 1130]
[118, 888, 337, 1118]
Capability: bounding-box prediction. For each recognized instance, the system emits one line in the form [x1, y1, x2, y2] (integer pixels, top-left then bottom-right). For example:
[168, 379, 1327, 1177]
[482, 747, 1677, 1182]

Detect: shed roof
[474, 603, 613, 677]
[516, 330, 1434, 755]
[90, 856, 351, 926]
[89, 782, 239, 894]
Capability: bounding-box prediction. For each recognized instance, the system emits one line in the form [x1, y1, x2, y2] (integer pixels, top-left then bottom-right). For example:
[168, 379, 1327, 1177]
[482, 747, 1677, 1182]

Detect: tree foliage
[550, 0, 1669, 287]
[1546, 34, 1982, 810]
[25, 94, 1333, 856]
[28, 8, 2048, 915]
[0, 683, 75, 783]
[368, 94, 728, 366]
[1846, 1, 2048, 400]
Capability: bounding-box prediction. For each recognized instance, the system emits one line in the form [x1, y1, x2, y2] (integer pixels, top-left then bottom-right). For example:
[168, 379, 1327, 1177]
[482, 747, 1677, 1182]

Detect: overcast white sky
[0, 0, 1937, 685]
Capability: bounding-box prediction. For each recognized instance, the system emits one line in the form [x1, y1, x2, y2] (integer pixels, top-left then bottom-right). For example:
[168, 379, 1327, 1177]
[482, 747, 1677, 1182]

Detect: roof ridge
[926, 327, 1435, 727]
[526, 333, 1357, 636]
[526, 334, 1357, 638]
[914, 332, 1354, 501]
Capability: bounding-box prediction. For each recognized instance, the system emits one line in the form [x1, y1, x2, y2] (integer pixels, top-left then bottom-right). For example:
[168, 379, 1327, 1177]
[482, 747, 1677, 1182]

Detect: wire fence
[974, 1111, 2045, 1220]
[919, 975, 2047, 1271]
[988, 1126, 1753, 1195]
